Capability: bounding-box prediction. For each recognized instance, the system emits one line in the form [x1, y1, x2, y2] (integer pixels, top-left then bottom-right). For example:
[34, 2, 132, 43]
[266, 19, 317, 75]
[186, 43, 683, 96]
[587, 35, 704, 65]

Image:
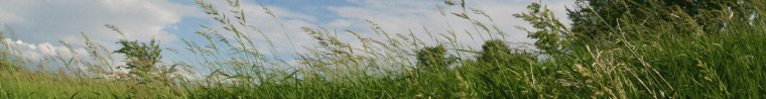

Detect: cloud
[195, 0, 320, 56]
[323, 0, 574, 49]
[0, 0, 204, 73]
[0, 8, 24, 24]
[0, 0, 202, 49]
[2, 38, 88, 65]
[190, 0, 576, 63]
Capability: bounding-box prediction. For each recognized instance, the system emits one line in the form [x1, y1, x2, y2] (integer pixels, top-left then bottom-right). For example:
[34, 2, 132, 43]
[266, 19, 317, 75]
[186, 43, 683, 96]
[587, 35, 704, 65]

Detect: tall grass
[2, 0, 766, 98]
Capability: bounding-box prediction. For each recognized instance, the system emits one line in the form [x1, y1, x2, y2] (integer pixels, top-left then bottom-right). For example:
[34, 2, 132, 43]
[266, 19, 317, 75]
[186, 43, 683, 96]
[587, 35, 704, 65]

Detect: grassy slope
[0, 68, 191, 98]
[0, 69, 125, 98]
[1, 1, 766, 98]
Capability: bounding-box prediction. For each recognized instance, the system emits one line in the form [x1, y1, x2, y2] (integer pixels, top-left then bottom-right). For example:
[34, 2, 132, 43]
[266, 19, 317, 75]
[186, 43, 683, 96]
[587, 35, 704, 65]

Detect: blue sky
[0, 0, 574, 75]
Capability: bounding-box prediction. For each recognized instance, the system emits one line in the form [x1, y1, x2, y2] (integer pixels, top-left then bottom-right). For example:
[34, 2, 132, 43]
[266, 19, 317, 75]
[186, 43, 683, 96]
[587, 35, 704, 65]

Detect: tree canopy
[567, 0, 734, 45]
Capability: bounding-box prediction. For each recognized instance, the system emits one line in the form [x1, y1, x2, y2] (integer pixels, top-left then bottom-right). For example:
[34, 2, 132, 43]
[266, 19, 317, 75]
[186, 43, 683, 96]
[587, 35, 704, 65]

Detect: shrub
[416, 45, 457, 71]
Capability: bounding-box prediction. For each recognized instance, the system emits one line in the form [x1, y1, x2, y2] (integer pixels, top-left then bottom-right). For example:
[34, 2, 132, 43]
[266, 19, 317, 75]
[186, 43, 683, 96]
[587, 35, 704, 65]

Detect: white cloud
[191, 0, 576, 64]
[324, 0, 574, 50]
[0, 0, 202, 49]
[197, 1, 320, 56]
[0, 0, 202, 72]
[2, 38, 87, 63]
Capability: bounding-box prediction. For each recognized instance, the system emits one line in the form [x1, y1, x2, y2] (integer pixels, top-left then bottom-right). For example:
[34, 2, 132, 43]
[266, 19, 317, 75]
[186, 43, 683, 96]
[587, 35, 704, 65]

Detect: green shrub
[416, 45, 457, 71]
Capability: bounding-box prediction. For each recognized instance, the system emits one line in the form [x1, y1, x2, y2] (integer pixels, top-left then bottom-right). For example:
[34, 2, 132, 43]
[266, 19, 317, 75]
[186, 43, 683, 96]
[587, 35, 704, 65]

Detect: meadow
[1, 0, 765, 98]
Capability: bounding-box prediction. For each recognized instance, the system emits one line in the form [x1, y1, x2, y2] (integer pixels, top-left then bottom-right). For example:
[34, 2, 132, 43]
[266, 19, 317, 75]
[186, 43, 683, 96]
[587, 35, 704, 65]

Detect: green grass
[2, 0, 766, 98]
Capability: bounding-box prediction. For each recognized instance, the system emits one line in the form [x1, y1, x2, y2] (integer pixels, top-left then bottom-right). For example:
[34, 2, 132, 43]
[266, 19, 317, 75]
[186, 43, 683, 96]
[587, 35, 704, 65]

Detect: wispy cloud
[321, 0, 574, 50]
[0, 0, 202, 48]
[0, 0, 203, 73]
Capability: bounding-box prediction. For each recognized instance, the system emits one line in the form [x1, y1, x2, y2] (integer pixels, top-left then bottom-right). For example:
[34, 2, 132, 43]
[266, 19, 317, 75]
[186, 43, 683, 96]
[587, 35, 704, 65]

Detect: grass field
[2, 0, 765, 98]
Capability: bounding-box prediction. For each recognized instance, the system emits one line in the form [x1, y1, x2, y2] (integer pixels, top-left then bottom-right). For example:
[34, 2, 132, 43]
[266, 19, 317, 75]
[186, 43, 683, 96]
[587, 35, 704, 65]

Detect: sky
[0, 0, 575, 75]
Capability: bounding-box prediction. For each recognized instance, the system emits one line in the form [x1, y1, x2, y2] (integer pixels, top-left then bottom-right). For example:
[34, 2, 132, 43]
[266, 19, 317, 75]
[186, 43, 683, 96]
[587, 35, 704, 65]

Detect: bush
[416, 45, 457, 71]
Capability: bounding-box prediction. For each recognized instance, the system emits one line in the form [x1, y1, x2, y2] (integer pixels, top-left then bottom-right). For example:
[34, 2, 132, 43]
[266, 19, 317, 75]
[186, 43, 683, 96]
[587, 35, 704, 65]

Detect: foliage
[113, 38, 187, 98]
[566, 0, 734, 46]
[513, 3, 572, 55]
[114, 39, 164, 82]
[416, 45, 457, 71]
[476, 39, 535, 67]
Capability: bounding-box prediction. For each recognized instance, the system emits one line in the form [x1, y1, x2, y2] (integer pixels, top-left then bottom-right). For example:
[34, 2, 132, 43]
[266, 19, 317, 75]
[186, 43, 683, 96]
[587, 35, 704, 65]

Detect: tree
[114, 38, 185, 98]
[477, 40, 536, 68]
[114, 39, 163, 83]
[513, 3, 573, 55]
[416, 45, 457, 71]
[477, 40, 511, 64]
[567, 0, 732, 44]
